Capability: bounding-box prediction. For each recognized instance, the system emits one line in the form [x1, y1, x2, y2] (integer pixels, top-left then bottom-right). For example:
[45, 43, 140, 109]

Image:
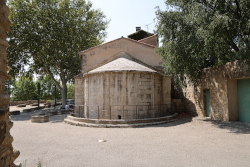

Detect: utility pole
[37, 82, 40, 109]
[54, 85, 56, 109]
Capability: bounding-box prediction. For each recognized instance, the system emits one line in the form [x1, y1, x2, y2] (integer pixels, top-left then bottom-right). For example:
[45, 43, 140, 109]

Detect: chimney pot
[136, 27, 141, 31]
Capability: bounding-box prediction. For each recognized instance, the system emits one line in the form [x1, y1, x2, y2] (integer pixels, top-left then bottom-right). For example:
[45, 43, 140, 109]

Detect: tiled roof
[138, 34, 157, 42]
[87, 57, 157, 74]
[78, 36, 156, 55]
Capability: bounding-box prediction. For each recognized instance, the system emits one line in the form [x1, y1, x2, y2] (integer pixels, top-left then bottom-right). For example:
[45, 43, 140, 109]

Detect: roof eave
[78, 37, 156, 55]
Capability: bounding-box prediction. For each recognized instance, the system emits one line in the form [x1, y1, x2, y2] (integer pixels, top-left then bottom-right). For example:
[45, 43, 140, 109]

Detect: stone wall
[168, 77, 186, 114]
[75, 78, 84, 109]
[75, 72, 171, 119]
[138, 35, 158, 47]
[182, 61, 250, 121]
[79, 38, 163, 73]
[171, 99, 185, 113]
[0, 0, 20, 166]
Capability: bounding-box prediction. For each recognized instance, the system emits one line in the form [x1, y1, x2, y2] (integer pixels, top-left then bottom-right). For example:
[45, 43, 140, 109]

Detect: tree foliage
[10, 75, 62, 101]
[156, 0, 250, 86]
[8, 0, 109, 106]
[128, 30, 153, 40]
[37, 75, 61, 100]
[67, 83, 74, 99]
[11, 77, 37, 101]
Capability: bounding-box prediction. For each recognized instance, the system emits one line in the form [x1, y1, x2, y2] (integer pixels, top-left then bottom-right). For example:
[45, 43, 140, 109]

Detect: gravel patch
[10, 113, 250, 167]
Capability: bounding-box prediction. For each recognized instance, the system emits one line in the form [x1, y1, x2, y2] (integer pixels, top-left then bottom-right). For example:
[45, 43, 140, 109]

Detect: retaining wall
[182, 61, 250, 121]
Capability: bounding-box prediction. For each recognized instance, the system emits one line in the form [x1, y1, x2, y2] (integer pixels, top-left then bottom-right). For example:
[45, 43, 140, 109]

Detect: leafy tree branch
[8, 0, 109, 107]
[156, 0, 250, 87]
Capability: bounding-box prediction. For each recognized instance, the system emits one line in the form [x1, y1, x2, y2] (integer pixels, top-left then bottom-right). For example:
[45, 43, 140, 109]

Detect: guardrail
[72, 104, 172, 120]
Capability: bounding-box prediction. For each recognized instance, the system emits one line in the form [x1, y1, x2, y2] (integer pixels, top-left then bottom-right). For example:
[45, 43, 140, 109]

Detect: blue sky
[90, 0, 167, 42]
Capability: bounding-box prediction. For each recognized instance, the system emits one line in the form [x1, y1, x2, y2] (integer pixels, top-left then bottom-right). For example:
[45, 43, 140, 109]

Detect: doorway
[204, 89, 211, 117]
[237, 78, 250, 123]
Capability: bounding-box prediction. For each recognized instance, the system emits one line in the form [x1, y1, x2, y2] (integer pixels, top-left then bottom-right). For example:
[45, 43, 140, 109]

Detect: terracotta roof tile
[138, 34, 157, 42]
[87, 57, 157, 74]
[78, 36, 156, 55]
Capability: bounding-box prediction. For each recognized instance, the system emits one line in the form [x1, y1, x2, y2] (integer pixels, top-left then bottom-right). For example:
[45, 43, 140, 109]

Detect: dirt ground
[10, 107, 250, 167]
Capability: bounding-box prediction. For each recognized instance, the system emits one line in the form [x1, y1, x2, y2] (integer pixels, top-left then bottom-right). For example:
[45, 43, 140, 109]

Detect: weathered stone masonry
[182, 61, 250, 121]
[75, 34, 172, 120]
[0, 0, 20, 166]
[76, 71, 171, 119]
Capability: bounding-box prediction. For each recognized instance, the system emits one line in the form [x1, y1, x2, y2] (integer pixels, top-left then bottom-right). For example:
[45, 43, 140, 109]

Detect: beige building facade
[78, 36, 163, 73]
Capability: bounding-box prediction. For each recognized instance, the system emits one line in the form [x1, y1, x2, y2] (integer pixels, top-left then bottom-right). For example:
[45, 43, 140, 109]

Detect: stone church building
[75, 27, 250, 123]
[75, 28, 172, 119]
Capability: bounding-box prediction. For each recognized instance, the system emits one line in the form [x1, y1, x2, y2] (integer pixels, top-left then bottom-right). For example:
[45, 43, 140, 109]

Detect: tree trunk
[61, 81, 67, 108]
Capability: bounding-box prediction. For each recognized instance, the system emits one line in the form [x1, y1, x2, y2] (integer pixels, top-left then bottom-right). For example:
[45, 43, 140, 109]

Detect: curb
[64, 113, 178, 128]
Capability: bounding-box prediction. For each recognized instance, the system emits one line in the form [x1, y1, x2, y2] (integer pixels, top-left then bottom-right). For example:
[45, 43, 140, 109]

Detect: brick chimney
[136, 27, 141, 32]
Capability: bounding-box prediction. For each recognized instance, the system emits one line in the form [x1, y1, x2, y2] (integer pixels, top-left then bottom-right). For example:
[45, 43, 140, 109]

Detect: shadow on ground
[150, 117, 193, 128]
[10, 107, 51, 122]
[10, 112, 35, 121]
[10, 108, 69, 124]
[138, 112, 193, 128]
[204, 120, 250, 134]
[12, 110, 250, 133]
[140, 112, 250, 134]
[49, 115, 68, 123]
[11, 113, 69, 123]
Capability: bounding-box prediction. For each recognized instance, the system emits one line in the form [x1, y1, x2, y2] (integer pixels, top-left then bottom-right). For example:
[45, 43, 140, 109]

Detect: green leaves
[11, 77, 37, 101]
[8, 0, 108, 82]
[37, 75, 62, 100]
[8, 0, 109, 106]
[156, 0, 250, 87]
[67, 83, 74, 99]
[128, 30, 153, 40]
[10, 75, 62, 101]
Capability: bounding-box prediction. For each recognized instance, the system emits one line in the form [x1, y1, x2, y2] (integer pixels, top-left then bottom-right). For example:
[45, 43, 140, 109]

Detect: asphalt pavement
[10, 111, 250, 167]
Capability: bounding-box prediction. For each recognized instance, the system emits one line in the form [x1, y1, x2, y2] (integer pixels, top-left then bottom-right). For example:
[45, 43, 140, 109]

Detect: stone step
[64, 118, 177, 128]
[9, 110, 20, 115]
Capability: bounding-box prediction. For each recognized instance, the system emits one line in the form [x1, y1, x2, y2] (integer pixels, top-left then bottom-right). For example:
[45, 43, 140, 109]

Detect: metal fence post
[123, 105, 124, 120]
[148, 105, 150, 118]
[54, 85, 56, 109]
[170, 103, 172, 115]
[166, 104, 168, 116]
[79, 106, 80, 118]
[37, 82, 40, 109]
[98, 106, 99, 120]
[87, 106, 89, 118]
[157, 104, 160, 117]
[110, 106, 111, 120]
[136, 105, 137, 119]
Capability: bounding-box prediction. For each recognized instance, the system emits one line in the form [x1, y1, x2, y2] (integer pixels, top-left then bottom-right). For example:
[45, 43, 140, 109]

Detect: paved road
[10, 112, 250, 167]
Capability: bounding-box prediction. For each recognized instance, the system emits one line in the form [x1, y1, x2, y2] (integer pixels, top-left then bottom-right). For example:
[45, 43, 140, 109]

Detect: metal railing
[72, 104, 172, 120]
